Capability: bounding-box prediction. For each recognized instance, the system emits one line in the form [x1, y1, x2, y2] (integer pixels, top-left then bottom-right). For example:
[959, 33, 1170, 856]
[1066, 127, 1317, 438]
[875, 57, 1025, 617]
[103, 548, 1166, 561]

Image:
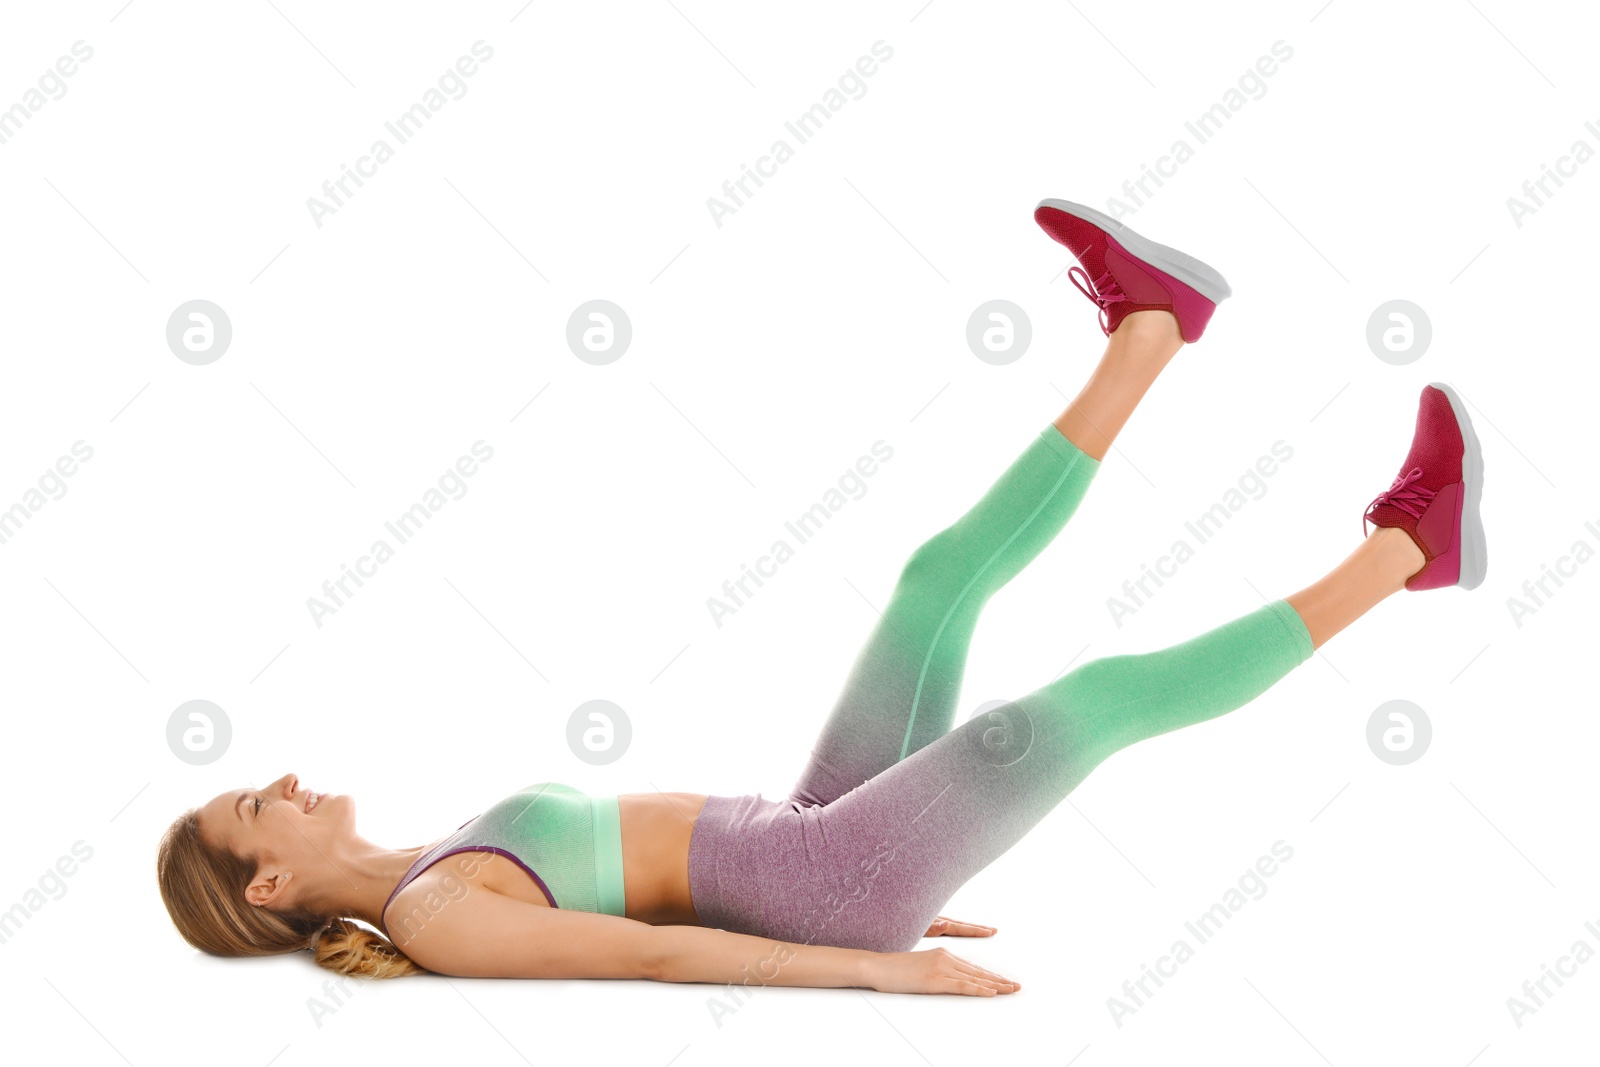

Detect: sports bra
[380, 782, 625, 937]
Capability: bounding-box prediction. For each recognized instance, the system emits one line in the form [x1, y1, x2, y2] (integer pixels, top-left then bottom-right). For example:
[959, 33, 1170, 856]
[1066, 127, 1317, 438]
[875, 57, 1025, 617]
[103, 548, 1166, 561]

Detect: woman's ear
[245, 868, 292, 908]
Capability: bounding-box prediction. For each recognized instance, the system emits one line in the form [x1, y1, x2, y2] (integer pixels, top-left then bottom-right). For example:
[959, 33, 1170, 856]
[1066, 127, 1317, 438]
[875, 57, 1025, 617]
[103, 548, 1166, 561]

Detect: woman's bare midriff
[618, 792, 707, 924]
[384, 792, 708, 936]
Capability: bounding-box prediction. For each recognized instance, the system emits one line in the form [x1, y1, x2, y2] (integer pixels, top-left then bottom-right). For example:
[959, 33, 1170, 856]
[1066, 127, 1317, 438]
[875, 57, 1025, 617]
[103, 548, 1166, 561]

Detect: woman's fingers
[924, 915, 998, 937]
[948, 979, 999, 996]
[947, 974, 1017, 996]
[945, 951, 1021, 992]
[873, 947, 1022, 996]
[963, 966, 1018, 990]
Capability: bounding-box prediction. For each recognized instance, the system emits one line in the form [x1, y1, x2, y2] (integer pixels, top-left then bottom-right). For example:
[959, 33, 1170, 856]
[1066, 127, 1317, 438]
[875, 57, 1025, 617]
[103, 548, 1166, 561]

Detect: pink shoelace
[1363, 466, 1435, 536]
[1068, 266, 1128, 336]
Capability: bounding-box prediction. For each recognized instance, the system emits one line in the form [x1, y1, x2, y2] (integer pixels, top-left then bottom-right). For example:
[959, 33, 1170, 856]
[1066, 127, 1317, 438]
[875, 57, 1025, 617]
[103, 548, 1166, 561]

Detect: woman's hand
[865, 946, 1020, 996]
[923, 915, 997, 938]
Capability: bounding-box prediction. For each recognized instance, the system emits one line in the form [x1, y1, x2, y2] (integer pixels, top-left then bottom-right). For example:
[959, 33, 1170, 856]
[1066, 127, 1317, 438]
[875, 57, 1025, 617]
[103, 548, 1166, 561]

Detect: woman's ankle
[1367, 526, 1426, 583]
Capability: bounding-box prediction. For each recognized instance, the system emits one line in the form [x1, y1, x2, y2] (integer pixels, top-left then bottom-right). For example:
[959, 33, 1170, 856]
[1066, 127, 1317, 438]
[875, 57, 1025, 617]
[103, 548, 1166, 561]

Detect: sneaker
[1363, 382, 1488, 591]
[1034, 199, 1231, 342]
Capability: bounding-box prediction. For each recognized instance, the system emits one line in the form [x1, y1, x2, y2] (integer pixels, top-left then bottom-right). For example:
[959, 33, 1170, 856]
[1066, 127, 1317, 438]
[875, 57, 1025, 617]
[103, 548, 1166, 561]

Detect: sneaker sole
[1036, 198, 1233, 304]
[1430, 381, 1487, 590]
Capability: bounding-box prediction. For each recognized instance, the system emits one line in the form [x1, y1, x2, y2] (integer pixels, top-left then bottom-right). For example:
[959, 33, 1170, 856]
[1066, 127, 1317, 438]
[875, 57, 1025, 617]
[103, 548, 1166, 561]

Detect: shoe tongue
[1367, 499, 1419, 533]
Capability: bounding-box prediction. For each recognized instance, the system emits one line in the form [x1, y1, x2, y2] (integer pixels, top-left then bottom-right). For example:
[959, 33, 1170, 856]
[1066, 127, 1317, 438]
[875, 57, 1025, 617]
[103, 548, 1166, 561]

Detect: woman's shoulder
[384, 847, 554, 947]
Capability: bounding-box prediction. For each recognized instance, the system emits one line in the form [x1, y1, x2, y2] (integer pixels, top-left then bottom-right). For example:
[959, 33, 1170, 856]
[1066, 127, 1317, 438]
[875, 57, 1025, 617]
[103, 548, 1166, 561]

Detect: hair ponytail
[311, 916, 428, 978]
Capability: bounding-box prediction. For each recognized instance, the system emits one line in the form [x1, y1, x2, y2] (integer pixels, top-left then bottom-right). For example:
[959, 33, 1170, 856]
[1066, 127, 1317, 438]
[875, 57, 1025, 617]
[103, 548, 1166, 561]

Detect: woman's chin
[316, 792, 355, 824]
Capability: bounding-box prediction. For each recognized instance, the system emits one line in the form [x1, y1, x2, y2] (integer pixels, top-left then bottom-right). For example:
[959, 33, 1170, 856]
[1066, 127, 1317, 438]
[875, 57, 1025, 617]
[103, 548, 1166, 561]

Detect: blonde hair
[156, 809, 426, 979]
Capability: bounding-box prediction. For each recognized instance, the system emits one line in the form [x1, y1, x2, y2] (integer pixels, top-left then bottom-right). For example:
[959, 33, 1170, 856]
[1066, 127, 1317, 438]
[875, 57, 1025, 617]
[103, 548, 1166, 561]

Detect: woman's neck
[318, 838, 434, 930]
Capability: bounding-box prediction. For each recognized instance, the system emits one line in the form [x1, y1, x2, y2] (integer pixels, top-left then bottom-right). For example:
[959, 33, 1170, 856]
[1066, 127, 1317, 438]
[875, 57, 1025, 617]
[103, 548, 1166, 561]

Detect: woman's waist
[617, 792, 707, 923]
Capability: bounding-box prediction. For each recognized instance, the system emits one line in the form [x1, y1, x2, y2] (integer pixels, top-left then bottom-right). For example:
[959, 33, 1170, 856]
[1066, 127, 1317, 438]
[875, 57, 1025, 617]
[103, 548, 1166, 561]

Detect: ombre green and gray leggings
[685, 424, 1315, 952]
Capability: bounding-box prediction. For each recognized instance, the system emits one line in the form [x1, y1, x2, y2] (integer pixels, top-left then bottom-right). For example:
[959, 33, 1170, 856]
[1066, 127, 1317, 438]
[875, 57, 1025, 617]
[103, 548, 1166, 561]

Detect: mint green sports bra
[381, 782, 625, 936]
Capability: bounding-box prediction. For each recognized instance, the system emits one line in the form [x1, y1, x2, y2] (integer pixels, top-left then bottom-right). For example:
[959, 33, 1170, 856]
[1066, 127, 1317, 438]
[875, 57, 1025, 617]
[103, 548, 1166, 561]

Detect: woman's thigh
[695, 699, 1100, 953]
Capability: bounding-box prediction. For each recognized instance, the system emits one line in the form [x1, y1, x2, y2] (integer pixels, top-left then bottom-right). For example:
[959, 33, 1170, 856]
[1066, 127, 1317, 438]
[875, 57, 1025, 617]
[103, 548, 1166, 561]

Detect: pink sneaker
[1363, 383, 1488, 591]
[1034, 199, 1231, 342]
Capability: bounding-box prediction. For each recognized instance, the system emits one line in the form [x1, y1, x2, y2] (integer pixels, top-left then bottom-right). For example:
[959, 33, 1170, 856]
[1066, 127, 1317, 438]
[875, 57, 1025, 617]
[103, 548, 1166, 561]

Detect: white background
[1, 1, 1595, 1064]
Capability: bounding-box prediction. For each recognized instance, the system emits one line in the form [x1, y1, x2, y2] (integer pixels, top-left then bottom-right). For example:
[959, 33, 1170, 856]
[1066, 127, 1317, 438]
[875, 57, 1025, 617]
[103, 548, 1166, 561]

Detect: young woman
[157, 199, 1487, 997]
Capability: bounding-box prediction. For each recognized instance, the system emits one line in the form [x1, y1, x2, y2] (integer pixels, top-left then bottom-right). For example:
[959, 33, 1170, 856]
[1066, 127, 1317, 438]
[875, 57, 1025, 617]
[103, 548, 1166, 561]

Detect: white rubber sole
[1430, 381, 1488, 590]
[1037, 198, 1233, 304]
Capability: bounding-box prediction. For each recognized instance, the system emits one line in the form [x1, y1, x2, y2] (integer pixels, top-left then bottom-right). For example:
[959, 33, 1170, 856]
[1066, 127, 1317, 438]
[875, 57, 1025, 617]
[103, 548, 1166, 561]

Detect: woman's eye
[254, 797, 262, 815]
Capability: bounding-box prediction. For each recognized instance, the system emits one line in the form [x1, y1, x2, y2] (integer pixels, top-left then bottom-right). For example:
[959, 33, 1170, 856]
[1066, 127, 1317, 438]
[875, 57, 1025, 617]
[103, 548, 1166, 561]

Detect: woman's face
[195, 773, 357, 908]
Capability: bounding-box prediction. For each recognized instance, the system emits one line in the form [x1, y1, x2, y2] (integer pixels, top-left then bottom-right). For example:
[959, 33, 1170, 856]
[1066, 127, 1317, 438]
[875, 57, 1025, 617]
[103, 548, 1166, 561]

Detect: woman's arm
[652, 924, 1019, 996]
[402, 889, 1019, 995]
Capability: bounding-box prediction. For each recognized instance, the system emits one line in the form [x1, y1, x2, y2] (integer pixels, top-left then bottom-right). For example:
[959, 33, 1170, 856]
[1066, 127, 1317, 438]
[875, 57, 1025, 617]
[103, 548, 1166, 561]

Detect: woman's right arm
[401, 888, 1019, 996]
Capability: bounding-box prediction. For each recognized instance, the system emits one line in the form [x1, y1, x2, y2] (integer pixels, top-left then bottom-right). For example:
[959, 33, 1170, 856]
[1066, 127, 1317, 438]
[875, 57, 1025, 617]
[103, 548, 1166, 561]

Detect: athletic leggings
[685, 424, 1314, 952]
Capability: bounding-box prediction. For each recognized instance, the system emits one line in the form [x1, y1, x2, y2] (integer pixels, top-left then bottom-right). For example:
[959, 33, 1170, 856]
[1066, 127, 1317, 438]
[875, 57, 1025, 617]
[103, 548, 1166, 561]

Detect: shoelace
[1068, 266, 1128, 336]
[1363, 466, 1435, 536]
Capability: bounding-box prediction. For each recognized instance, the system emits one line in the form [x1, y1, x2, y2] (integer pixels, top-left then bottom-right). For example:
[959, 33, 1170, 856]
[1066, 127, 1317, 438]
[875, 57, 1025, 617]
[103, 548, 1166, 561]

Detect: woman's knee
[898, 529, 949, 583]
[1033, 655, 1146, 751]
